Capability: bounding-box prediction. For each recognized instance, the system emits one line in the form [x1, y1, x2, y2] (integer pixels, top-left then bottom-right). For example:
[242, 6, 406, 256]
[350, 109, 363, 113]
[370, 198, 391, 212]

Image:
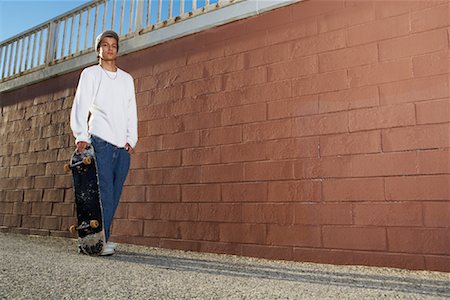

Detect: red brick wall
[1, 0, 449, 272]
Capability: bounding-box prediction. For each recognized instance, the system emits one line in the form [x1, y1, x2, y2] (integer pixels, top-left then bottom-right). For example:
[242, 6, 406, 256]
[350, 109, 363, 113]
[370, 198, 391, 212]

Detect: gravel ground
[1, 233, 449, 299]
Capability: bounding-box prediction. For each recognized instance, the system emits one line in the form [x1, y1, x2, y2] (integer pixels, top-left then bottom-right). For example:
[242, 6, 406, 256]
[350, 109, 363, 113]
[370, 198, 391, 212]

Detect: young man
[70, 30, 138, 255]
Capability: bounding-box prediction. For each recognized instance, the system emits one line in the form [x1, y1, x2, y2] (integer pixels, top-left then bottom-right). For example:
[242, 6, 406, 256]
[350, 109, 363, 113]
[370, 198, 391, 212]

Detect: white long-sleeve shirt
[70, 65, 138, 149]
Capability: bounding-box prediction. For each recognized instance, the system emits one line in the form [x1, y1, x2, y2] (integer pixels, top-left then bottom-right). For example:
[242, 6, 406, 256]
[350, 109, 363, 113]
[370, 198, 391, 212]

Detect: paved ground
[1, 233, 449, 299]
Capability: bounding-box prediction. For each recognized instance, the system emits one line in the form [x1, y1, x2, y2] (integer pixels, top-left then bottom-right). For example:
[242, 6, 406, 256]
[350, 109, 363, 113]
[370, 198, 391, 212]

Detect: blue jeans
[91, 135, 130, 242]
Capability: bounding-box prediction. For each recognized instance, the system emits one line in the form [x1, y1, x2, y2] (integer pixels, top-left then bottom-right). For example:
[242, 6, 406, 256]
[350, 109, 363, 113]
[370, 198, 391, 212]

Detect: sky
[0, 0, 91, 42]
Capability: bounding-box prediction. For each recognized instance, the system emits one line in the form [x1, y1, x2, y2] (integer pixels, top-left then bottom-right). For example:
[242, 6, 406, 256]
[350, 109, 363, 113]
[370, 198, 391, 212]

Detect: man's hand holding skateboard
[125, 143, 134, 154]
[76, 141, 88, 154]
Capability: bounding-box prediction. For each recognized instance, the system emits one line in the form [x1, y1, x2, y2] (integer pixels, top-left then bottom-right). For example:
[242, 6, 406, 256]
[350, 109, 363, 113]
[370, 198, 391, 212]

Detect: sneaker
[107, 242, 118, 250]
[100, 243, 115, 256]
[77, 246, 85, 255]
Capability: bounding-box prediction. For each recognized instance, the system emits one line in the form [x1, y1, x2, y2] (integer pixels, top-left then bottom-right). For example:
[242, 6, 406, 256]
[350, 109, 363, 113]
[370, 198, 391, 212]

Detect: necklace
[100, 65, 118, 80]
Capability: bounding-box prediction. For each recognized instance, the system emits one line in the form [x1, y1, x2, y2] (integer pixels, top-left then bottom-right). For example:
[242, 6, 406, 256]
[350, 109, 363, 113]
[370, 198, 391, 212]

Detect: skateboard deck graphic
[65, 146, 105, 255]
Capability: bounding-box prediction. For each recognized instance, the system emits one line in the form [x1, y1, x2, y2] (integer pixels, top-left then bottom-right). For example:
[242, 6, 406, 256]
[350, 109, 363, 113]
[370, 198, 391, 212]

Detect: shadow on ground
[108, 250, 450, 298]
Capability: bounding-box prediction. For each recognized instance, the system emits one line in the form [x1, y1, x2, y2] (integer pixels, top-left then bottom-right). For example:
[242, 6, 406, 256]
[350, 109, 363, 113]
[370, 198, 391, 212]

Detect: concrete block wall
[1, 0, 449, 272]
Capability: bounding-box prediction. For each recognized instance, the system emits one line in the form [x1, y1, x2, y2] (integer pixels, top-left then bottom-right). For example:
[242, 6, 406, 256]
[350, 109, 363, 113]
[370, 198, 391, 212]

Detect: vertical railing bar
[13, 40, 19, 74]
[0, 46, 3, 78]
[18, 38, 24, 72]
[119, 0, 125, 34]
[24, 34, 31, 71]
[19, 38, 25, 73]
[38, 29, 44, 65]
[128, 0, 134, 33]
[69, 16, 75, 55]
[2, 45, 6, 78]
[13, 40, 20, 75]
[18, 36, 27, 73]
[5, 44, 9, 78]
[12, 40, 20, 75]
[46, 23, 53, 64]
[192, 0, 196, 12]
[146, 0, 151, 26]
[19, 35, 30, 72]
[158, 0, 162, 23]
[6, 44, 11, 77]
[8, 42, 14, 77]
[53, 21, 60, 60]
[1, 45, 6, 78]
[7, 42, 12, 76]
[76, 13, 82, 53]
[34, 31, 39, 66]
[102, 0, 108, 31]
[135, 0, 144, 32]
[1, 45, 5, 78]
[180, 0, 184, 15]
[169, 0, 173, 19]
[25, 35, 31, 70]
[111, 0, 116, 31]
[85, 8, 91, 50]
[27, 34, 33, 69]
[10, 41, 15, 75]
[2, 44, 9, 78]
[93, 5, 99, 46]
[31, 32, 37, 68]
[60, 19, 67, 58]
[46, 23, 54, 63]
[2, 44, 9, 79]
[0, 46, 2, 78]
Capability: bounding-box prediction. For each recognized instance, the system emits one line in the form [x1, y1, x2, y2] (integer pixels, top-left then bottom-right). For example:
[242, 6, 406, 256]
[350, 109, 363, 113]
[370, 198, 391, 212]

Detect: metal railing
[0, 0, 223, 83]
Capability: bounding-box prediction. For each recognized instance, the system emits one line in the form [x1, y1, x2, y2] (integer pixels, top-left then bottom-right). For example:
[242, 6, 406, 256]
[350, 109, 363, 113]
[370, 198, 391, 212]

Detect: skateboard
[65, 145, 105, 255]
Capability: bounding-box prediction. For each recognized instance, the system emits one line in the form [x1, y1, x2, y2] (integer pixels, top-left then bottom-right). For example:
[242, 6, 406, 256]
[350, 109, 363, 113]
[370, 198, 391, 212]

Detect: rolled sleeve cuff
[75, 135, 91, 145]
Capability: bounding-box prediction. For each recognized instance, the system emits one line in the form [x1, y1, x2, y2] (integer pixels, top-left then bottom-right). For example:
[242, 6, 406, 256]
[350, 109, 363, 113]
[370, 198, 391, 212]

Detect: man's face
[98, 36, 118, 61]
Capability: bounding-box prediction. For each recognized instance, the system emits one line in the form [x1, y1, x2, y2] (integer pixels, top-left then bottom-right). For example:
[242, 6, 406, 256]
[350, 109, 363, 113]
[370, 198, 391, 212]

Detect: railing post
[135, 0, 144, 33]
[158, 0, 162, 22]
[19, 38, 25, 72]
[32, 32, 38, 68]
[7, 42, 13, 77]
[13, 39, 20, 74]
[0, 45, 4, 78]
[45, 21, 57, 66]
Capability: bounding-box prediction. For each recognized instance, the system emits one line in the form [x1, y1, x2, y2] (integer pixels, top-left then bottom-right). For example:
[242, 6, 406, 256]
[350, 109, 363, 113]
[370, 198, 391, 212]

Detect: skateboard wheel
[90, 220, 99, 229]
[82, 156, 92, 165]
[69, 225, 77, 234]
[64, 164, 71, 173]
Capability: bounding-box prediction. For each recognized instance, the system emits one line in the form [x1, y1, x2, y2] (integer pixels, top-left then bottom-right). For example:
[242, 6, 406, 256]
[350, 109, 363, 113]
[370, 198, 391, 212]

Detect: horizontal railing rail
[0, 0, 225, 83]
